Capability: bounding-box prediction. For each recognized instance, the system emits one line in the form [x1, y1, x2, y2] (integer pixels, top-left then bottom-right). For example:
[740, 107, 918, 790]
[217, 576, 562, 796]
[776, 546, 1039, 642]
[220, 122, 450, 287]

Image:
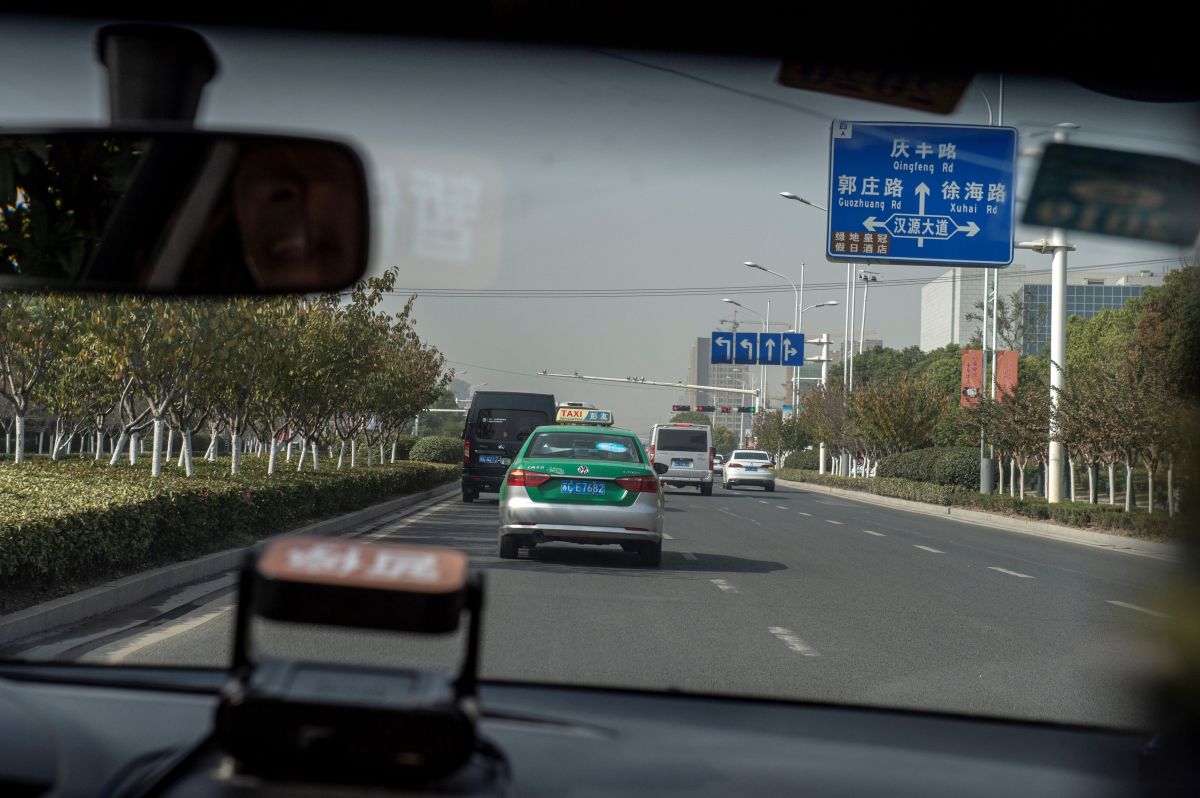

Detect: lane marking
[1106, 600, 1169, 619]
[863, 530, 886, 537]
[767, 626, 819, 657]
[776, 505, 788, 510]
[681, 551, 698, 561]
[988, 566, 1035, 579]
[719, 507, 761, 527]
[104, 606, 233, 664]
[710, 578, 739, 593]
[913, 545, 944, 554]
[759, 500, 770, 505]
[798, 511, 813, 517]
[824, 519, 844, 525]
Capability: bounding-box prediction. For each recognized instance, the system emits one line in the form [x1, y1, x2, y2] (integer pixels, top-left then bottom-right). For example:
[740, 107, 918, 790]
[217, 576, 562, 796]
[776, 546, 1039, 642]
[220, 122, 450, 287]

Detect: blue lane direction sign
[781, 333, 805, 366]
[759, 333, 782, 365]
[827, 121, 1017, 267]
[711, 332, 734, 364]
[734, 332, 758, 365]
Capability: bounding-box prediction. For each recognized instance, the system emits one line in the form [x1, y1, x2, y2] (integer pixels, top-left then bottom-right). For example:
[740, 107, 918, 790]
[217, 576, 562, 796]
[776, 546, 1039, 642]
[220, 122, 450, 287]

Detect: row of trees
[0, 267, 450, 477]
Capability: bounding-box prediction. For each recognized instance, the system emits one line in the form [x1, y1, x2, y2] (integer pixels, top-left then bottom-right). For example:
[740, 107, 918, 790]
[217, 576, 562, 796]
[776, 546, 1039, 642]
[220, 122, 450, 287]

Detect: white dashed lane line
[710, 579, 740, 593]
[662, 533, 675, 540]
[913, 545, 945, 554]
[775, 505, 788, 510]
[768, 626, 819, 657]
[681, 552, 698, 561]
[825, 519, 844, 525]
[863, 530, 886, 537]
[1106, 600, 1169, 619]
[988, 567, 1035, 579]
[798, 511, 812, 517]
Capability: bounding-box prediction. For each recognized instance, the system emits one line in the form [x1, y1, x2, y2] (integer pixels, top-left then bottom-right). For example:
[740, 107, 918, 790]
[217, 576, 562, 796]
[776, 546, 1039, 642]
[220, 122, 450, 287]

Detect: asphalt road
[6, 483, 1180, 729]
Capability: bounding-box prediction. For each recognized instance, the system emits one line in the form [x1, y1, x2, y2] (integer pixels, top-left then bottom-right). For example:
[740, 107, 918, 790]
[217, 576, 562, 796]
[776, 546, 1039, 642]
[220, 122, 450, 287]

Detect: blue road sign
[734, 332, 758, 364]
[759, 333, 782, 365]
[781, 333, 805, 366]
[711, 332, 734, 364]
[827, 121, 1016, 267]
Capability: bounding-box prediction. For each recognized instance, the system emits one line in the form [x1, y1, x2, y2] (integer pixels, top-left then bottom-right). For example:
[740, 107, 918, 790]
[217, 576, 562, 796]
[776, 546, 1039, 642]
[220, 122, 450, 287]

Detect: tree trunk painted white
[1087, 465, 1095, 504]
[311, 441, 320, 471]
[296, 442, 305, 471]
[108, 431, 127, 466]
[380, 443, 386, 465]
[1068, 457, 1076, 503]
[150, 418, 165, 477]
[129, 432, 140, 465]
[4, 430, 9, 456]
[1147, 471, 1154, 515]
[337, 440, 346, 470]
[1018, 466, 1025, 500]
[166, 428, 175, 464]
[268, 439, 279, 475]
[1168, 464, 1175, 517]
[50, 431, 61, 462]
[1108, 463, 1116, 505]
[391, 440, 397, 463]
[14, 415, 24, 464]
[183, 428, 195, 478]
[368, 443, 374, 467]
[95, 429, 104, 461]
[1125, 462, 1134, 512]
[286, 441, 293, 462]
[351, 439, 357, 468]
[231, 432, 242, 476]
[38, 430, 44, 454]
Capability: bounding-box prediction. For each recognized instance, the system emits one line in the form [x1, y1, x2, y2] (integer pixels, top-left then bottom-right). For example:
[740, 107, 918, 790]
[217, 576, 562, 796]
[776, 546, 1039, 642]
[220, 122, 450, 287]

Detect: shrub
[409, 435, 462, 464]
[392, 434, 419, 461]
[0, 459, 458, 597]
[876, 447, 981, 489]
[784, 449, 820, 470]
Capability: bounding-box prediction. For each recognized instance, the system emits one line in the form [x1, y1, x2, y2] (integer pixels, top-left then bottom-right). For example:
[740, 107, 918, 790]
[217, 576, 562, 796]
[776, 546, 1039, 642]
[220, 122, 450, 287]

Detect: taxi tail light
[462, 439, 471, 465]
[508, 469, 551, 487]
[615, 475, 659, 493]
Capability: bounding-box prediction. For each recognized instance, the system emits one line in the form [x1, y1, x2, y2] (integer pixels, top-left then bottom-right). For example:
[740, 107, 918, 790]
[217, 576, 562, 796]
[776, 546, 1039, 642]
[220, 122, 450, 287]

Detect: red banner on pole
[995, 350, 1019, 400]
[961, 349, 984, 408]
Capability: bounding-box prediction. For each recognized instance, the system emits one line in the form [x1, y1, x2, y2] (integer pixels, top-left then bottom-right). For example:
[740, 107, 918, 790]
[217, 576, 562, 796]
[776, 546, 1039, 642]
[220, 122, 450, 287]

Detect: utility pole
[809, 334, 832, 474]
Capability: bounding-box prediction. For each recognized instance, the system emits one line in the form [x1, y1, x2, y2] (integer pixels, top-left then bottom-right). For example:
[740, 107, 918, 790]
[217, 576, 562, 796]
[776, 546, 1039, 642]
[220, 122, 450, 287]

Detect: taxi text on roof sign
[555, 407, 614, 426]
[826, 121, 1017, 267]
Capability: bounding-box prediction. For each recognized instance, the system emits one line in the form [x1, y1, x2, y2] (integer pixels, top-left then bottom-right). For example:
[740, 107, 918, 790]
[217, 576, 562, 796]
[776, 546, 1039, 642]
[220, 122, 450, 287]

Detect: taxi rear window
[474, 409, 547, 441]
[655, 429, 709, 452]
[527, 432, 642, 462]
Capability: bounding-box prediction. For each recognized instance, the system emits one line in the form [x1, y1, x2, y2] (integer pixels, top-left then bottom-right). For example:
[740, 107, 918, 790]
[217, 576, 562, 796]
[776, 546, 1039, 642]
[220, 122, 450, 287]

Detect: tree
[712, 425, 736, 457]
[966, 288, 1042, 351]
[669, 411, 714, 425]
[797, 383, 849, 463]
[0, 293, 70, 464]
[848, 374, 950, 467]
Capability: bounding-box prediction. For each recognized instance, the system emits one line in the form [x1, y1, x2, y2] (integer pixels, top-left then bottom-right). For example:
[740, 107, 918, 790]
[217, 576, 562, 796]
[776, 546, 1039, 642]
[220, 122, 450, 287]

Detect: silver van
[648, 423, 714, 496]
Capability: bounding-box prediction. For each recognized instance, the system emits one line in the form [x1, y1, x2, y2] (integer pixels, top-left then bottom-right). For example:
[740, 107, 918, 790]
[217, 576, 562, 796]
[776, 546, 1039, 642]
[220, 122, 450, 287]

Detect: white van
[648, 423, 714, 496]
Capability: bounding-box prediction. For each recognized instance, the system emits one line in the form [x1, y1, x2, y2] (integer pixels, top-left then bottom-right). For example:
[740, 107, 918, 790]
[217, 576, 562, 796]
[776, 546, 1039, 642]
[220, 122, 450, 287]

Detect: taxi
[498, 408, 668, 566]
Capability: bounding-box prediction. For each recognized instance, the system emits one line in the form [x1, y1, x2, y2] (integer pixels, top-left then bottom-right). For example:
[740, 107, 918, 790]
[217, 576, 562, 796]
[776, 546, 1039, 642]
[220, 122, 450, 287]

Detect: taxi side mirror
[654, 462, 669, 475]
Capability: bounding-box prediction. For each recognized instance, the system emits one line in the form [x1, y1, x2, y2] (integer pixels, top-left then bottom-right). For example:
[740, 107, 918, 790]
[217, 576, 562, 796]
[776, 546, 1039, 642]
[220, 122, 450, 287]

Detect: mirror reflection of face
[231, 144, 363, 291]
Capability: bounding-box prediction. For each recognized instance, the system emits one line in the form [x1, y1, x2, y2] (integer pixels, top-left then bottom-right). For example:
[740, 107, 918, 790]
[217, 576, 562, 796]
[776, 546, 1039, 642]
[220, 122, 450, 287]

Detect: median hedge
[875, 447, 981, 489]
[783, 449, 820, 470]
[0, 459, 458, 598]
[409, 435, 462, 464]
[776, 468, 1185, 541]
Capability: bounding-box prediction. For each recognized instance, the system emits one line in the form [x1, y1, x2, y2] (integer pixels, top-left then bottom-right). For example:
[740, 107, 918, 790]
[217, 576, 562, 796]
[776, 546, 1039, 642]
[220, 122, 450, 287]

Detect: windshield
[525, 432, 641, 462]
[0, 17, 1195, 736]
[474, 409, 546, 442]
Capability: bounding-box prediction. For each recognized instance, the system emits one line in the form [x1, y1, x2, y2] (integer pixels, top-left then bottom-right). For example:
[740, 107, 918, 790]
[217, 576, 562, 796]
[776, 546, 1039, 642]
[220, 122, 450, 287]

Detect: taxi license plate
[560, 480, 606, 496]
[746, 466, 759, 472]
[671, 459, 692, 468]
[479, 455, 500, 464]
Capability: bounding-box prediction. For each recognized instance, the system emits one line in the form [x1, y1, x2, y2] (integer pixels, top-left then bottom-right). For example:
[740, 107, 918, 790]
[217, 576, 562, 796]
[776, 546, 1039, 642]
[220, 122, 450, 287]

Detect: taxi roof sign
[556, 407, 613, 426]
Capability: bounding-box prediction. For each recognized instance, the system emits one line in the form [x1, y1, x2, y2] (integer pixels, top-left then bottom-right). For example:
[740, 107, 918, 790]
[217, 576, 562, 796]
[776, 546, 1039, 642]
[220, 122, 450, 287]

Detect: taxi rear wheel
[498, 535, 518, 559]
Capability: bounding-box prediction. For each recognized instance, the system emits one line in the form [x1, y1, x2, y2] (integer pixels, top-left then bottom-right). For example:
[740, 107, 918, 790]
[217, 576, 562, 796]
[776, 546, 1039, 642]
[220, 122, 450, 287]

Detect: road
[5, 483, 1180, 729]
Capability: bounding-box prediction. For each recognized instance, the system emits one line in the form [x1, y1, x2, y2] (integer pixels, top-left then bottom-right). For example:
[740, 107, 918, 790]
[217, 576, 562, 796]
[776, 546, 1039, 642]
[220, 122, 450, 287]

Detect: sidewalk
[0, 481, 459, 644]
[777, 478, 1180, 562]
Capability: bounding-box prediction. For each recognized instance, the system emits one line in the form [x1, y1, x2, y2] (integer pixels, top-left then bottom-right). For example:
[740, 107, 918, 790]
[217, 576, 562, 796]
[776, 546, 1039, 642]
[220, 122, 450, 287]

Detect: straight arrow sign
[759, 333, 781, 365]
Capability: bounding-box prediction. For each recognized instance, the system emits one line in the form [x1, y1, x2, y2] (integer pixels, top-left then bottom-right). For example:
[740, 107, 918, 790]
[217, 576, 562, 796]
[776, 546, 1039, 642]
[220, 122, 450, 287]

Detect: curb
[776, 478, 1180, 562]
[0, 481, 460, 644]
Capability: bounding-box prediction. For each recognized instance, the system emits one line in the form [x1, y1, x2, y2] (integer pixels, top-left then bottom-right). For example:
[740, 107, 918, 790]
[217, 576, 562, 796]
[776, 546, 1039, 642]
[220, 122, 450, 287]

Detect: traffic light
[737, 406, 756, 413]
[719, 406, 732, 413]
[696, 405, 716, 412]
[671, 404, 691, 412]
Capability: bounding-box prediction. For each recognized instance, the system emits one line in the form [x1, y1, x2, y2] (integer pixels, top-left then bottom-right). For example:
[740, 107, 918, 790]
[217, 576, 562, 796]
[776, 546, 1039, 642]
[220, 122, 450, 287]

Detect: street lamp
[745, 261, 802, 409]
[721, 298, 770, 411]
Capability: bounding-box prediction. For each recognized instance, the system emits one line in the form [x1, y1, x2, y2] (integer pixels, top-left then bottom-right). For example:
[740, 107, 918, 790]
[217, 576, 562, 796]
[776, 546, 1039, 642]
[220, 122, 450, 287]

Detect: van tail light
[615, 475, 659, 493]
[508, 469, 551, 487]
[463, 439, 471, 465]
[648, 444, 655, 462]
[709, 447, 715, 471]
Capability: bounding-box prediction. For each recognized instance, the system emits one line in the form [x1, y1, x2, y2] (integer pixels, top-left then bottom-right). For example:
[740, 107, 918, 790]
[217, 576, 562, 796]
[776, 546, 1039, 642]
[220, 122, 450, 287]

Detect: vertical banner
[995, 350, 1019, 400]
[961, 349, 984, 408]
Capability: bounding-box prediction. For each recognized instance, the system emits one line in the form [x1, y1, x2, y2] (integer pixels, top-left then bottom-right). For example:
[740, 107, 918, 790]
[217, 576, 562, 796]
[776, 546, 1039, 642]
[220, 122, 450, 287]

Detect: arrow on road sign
[763, 338, 776, 358]
[863, 216, 888, 232]
[956, 220, 980, 237]
[781, 332, 805, 366]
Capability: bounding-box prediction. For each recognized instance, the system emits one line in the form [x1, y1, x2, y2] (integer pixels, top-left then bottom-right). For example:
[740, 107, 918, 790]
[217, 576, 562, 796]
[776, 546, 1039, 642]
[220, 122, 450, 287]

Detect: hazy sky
[4, 17, 1198, 434]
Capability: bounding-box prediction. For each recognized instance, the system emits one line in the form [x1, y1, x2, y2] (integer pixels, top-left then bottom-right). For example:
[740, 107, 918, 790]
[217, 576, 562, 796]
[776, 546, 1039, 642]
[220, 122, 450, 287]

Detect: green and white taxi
[498, 408, 667, 566]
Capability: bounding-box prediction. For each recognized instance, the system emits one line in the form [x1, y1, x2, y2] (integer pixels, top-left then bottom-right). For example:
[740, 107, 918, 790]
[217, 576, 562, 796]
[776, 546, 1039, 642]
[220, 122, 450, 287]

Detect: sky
[3, 17, 1198, 434]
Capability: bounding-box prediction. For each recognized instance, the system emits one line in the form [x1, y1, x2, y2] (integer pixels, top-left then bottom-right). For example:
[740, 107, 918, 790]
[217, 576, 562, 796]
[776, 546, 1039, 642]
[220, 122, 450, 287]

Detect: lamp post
[745, 261, 802, 410]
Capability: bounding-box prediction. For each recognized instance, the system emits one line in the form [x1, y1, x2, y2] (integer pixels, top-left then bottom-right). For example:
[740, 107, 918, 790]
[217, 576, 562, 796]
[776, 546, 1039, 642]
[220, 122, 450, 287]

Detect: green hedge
[392, 434, 419, 461]
[784, 449, 820, 470]
[775, 468, 1184, 541]
[876, 447, 981, 489]
[409, 435, 462, 464]
[0, 459, 458, 595]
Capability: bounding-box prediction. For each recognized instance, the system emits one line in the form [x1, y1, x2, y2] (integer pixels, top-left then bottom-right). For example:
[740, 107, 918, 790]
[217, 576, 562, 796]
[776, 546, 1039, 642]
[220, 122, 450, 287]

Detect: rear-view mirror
[0, 129, 368, 294]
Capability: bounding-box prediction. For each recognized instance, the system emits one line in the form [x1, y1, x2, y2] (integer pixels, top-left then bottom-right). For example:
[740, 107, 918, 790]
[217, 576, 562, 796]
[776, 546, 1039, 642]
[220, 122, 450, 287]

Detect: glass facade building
[1022, 284, 1146, 356]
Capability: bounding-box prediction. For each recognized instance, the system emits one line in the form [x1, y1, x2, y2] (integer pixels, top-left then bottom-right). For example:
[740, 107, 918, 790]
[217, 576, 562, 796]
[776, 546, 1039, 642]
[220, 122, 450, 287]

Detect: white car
[722, 450, 776, 491]
[713, 454, 725, 475]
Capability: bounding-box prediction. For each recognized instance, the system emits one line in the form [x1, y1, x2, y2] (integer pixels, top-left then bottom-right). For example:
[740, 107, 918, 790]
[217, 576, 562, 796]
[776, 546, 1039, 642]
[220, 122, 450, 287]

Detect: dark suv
[461, 391, 557, 501]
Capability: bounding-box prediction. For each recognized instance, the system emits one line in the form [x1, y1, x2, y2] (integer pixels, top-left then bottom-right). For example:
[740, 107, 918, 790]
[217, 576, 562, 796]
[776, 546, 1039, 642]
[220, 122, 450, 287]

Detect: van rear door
[652, 427, 712, 482]
[470, 408, 548, 476]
